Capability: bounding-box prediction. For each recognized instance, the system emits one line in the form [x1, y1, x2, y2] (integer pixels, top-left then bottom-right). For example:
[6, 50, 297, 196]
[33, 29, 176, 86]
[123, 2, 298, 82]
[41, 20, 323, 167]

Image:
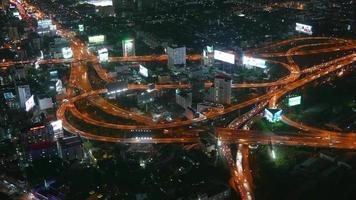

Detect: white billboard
[85, 0, 113, 6]
[89, 35, 105, 44]
[139, 65, 148, 77]
[78, 24, 84, 32]
[288, 96, 301, 107]
[242, 56, 267, 68]
[62, 47, 73, 59]
[13, 11, 21, 19]
[38, 97, 53, 110]
[38, 19, 52, 29]
[98, 48, 108, 62]
[296, 23, 313, 35]
[51, 120, 63, 132]
[214, 50, 235, 64]
[56, 79, 63, 93]
[25, 95, 35, 112]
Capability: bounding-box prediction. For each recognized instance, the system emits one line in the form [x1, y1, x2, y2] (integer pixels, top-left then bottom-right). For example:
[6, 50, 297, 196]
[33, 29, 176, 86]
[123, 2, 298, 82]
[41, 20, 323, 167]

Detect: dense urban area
[0, 0, 355, 199]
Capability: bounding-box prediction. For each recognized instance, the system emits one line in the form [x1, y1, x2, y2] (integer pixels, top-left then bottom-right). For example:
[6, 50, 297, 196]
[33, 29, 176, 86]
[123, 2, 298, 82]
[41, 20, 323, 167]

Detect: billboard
[214, 50, 235, 64]
[51, 120, 63, 132]
[13, 11, 21, 19]
[3, 92, 15, 100]
[242, 56, 267, 68]
[78, 24, 84, 32]
[122, 39, 135, 57]
[288, 96, 301, 107]
[49, 70, 58, 80]
[139, 65, 148, 77]
[38, 97, 53, 110]
[25, 95, 35, 112]
[85, 0, 113, 6]
[264, 108, 282, 123]
[98, 48, 108, 62]
[38, 19, 52, 29]
[89, 35, 105, 44]
[56, 80, 63, 93]
[296, 23, 313, 35]
[62, 47, 73, 59]
[206, 46, 214, 53]
[49, 24, 57, 31]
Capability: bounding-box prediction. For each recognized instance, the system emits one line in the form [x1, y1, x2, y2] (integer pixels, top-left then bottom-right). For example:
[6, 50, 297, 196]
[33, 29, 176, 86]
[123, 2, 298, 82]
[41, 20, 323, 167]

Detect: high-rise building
[8, 27, 19, 40]
[191, 78, 205, 101]
[20, 124, 58, 164]
[167, 46, 186, 67]
[57, 135, 84, 161]
[17, 85, 31, 108]
[113, 0, 135, 17]
[208, 75, 232, 105]
[176, 90, 192, 109]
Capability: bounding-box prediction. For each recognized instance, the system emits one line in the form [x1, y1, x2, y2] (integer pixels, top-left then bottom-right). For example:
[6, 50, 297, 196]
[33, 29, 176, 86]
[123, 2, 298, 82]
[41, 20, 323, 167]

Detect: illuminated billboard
[55, 79, 63, 93]
[85, 0, 113, 6]
[38, 97, 53, 110]
[3, 92, 15, 100]
[288, 96, 301, 107]
[122, 39, 135, 57]
[25, 95, 35, 112]
[78, 24, 84, 32]
[264, 108, 282, 123]
[49, 24, 57, 31]
[296, 23, 313, 35]
[51, 120, 63, 139]
[242, 56, 267, 68]
[62, 47, 73, 59]
[139, 65, 148, 77]
[13, 11, 21, 19]
[214, 50, 235, 64]
[206, 46, 213, 53]
[38, 19, 52, 29]
[51, 120, 63, 132]
[98, 48, 108, 62]
[89, 35, 105, 44]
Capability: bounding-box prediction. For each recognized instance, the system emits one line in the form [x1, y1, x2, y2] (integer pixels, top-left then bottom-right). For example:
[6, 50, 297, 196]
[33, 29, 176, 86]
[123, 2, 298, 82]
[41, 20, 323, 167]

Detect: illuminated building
[20, 124, 58, 164]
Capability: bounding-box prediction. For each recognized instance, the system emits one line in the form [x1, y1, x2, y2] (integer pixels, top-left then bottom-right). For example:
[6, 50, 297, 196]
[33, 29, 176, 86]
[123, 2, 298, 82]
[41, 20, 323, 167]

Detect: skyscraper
[208, 75, 232, 105]
[167, 46, 186, 67]
[17, 85, 31, 108]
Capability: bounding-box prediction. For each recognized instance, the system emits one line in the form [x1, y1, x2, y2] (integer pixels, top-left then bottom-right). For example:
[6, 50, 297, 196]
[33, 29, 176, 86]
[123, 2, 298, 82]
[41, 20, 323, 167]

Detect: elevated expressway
[9, 1, 356, 199]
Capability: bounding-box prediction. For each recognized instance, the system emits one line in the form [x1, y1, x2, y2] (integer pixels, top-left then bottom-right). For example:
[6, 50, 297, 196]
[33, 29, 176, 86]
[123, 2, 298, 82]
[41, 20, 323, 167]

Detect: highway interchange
[8, 1, 356, 199]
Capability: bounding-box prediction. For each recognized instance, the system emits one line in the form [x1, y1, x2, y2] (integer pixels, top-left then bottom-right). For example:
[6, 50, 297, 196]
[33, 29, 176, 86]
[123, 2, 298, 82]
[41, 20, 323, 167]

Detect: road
[9, 1, 356, 200]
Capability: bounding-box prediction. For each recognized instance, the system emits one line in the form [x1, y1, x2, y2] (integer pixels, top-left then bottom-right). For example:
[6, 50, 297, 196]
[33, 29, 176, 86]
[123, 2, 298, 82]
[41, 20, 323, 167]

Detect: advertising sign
[214, 50, 235, 64]
[98, 48, 108, 62]
[3, 92, 15, 100]
[25, 95, 35, 112]
[62, 47, 73, 59]
[296, 23, 313, 35]
[288, 96, 301, 107]
[50, 120, 63, 131]
[89, 35, 105, 44]
[78, 24, 84, 32]
[242, 56, 267, 68]
[139, 65, 148, 77]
